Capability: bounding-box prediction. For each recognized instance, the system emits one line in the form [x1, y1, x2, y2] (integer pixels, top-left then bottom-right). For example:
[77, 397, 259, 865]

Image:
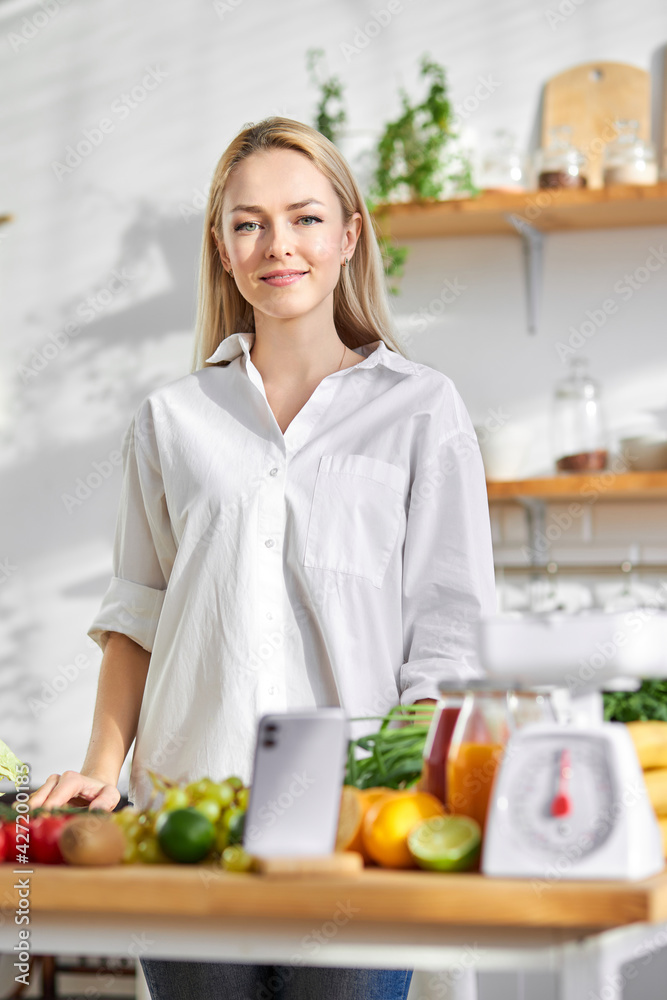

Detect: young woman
[28, 117, 496, 999]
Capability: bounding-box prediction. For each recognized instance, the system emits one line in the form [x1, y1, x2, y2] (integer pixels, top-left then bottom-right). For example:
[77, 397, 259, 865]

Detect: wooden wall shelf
[372, 182, 667, 239]
[487, 471, 667, 502]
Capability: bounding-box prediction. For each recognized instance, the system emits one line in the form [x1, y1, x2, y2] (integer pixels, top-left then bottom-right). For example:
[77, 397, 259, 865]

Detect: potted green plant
[368, 54, 479, 206]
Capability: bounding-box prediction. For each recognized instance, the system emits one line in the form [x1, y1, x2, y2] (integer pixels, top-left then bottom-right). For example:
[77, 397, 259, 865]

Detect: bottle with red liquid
[421, 686, 465, 806]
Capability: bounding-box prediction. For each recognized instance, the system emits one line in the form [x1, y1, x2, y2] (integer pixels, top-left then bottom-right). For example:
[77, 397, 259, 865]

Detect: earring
[342, 257, 349, 267]
[228, 268, 233, 277]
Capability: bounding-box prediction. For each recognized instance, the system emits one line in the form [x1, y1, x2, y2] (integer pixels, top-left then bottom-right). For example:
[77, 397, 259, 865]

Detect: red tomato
[0, 824, 6, 863]
[31, 814, 71, 864]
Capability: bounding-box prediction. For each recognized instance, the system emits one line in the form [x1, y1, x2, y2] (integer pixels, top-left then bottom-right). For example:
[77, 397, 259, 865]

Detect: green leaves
[368, 53, 478, 205]
[603, 681, 667, 722]
[0, 738, 25, 796]
[345, 704, 435, 790]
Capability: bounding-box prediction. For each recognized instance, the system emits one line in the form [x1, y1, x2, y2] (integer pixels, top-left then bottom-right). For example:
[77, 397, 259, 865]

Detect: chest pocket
[303, 454, 407, 588]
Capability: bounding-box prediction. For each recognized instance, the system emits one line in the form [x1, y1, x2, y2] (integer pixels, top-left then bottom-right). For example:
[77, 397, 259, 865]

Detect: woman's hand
[27, 771, 121, 813]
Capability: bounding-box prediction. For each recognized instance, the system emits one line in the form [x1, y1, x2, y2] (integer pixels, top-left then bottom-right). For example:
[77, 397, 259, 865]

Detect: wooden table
[2, 864, 667, 999]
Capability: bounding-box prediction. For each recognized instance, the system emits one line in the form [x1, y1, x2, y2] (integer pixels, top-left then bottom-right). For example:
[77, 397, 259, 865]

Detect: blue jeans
[139, 958, 412, 999]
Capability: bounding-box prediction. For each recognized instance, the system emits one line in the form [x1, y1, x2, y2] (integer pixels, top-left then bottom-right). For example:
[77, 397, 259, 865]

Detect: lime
[407, 815, 481, 872]
[157, 807, 215, 863]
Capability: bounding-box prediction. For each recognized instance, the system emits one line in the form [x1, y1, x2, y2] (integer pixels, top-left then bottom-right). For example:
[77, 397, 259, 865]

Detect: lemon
[407, 815, 481, 872]
[157, 807, 215, 863]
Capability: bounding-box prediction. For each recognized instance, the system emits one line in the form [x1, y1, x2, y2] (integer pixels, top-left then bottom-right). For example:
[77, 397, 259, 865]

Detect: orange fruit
[336, 787, 399, 861]
[335, 786, 365, 852]
[362, 791, 445, 869]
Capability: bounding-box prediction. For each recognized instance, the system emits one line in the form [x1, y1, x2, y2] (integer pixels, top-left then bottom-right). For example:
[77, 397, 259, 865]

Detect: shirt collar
[204, 332, 421, 376]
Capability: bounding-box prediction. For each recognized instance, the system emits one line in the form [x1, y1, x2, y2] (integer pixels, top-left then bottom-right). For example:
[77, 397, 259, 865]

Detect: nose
[265, 219, 295, 259]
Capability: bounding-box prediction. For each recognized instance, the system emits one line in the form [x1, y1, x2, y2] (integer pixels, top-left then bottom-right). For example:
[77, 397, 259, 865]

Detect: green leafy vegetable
[345, 704, 435, 790]
[0, 738, 25, 795]
[603, 681, 667, 722]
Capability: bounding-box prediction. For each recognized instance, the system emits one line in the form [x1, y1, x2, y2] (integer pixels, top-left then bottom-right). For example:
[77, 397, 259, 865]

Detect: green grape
[137, 837, 169, 865]
[122, 840, 140, 864]
[223, 809, 246, 845]
[235, 788, 249, 810]
[163, 788, 190, 811]
[185, 778, 213, 802]
[125, 820, 143, 844]
[113, 807, 139, 829]
[206, 782, 235, 809]
[193, 798, 222, 824]
[137, 810, 156, 834]
[226, 776, 244, 791]
[214, 827, 230, 854]
[221, 845, 254, 873]
[220, 807, 244, 832]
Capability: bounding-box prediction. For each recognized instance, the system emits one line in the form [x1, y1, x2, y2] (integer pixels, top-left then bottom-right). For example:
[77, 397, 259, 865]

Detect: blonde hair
[190, 116, 406, 372]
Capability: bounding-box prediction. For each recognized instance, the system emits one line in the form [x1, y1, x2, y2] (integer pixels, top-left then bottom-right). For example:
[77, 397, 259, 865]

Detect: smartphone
[243, 708, 348, 858]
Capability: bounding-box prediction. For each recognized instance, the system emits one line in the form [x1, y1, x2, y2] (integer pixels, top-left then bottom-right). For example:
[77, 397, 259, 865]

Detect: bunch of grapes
[111, 772, 253, 870]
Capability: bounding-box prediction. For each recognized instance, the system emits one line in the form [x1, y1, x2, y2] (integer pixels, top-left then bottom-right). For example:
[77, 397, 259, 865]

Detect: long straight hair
[190, 116, 406, 372]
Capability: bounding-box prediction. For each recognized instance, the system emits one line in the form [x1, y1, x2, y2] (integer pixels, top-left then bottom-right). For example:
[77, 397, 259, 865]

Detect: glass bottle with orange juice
[446, 686, 511, 835]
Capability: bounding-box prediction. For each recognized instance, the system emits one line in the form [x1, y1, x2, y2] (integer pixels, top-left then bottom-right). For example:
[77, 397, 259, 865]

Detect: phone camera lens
[262, 738, 276, 748]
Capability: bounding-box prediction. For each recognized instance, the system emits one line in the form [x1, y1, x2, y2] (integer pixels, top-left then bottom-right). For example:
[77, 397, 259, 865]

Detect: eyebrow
[229, 199, 326, 214]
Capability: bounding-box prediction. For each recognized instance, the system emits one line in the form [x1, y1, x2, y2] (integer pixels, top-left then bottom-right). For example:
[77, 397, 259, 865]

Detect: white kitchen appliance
[476, 612, 666, 880]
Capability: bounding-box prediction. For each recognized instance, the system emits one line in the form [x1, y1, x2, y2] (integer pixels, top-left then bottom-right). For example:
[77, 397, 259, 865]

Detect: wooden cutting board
[542, 61, 651, 188]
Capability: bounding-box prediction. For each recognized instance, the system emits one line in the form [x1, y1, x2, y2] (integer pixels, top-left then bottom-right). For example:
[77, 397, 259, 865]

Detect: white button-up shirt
[87, 332, 496, 810]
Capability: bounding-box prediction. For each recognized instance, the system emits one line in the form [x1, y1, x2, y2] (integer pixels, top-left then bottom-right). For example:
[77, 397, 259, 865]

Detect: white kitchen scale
[474, 611, 667, 880]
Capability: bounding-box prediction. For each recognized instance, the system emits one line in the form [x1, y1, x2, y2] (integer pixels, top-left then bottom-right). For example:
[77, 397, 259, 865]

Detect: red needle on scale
[551, 749, 572, 818]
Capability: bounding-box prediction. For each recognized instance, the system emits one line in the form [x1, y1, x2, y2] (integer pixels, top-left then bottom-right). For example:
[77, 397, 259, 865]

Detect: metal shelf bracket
[505, 213, 544, 335]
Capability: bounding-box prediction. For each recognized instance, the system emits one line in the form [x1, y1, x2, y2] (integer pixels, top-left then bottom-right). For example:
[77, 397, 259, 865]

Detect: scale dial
[499, 732, 616, 858]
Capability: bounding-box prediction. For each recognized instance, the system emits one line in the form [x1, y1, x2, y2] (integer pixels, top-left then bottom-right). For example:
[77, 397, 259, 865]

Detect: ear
[341, 212, 362, 260]
[211, 226, 231, 270]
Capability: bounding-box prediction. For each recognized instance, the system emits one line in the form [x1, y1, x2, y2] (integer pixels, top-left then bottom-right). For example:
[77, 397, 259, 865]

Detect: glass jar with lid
[552, 356, 608, 473]
[535, 125, 588, 189]
[602, 120, 658, 186]
[480, 129, 527, 192]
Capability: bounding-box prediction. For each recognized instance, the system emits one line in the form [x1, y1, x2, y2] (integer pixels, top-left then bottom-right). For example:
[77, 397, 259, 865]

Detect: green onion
[345, 704, 436, 790]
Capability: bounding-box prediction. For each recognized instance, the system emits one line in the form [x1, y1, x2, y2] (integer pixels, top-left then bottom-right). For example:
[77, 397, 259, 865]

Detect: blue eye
[234, 221, 259, 232]
[298, 215, 323, 226]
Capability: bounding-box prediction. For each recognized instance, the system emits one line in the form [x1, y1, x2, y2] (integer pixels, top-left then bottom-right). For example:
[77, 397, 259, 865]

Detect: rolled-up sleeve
[87, 404, 176, 655]
[399, 399, 497, 704]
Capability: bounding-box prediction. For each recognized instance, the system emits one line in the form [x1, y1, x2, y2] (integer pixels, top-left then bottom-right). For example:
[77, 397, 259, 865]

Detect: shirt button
[268, 685, 277, 696]
[265, 539, 275, 548]
[269, 467, 278, 476]
[266, 612, 273, 620]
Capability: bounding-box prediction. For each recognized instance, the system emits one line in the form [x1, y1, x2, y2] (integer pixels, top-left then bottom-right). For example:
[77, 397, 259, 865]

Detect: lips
[260, 270, 308, 287]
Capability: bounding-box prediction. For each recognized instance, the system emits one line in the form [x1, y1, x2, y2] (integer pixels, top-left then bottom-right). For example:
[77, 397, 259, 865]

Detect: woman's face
[213, 148, 361, 325]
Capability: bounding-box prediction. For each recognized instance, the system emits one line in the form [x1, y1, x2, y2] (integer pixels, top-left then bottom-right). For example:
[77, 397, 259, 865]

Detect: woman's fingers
[26, 773, 61, 809]
[29, 771, 112, 811]
[87, 785, 121, 812]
